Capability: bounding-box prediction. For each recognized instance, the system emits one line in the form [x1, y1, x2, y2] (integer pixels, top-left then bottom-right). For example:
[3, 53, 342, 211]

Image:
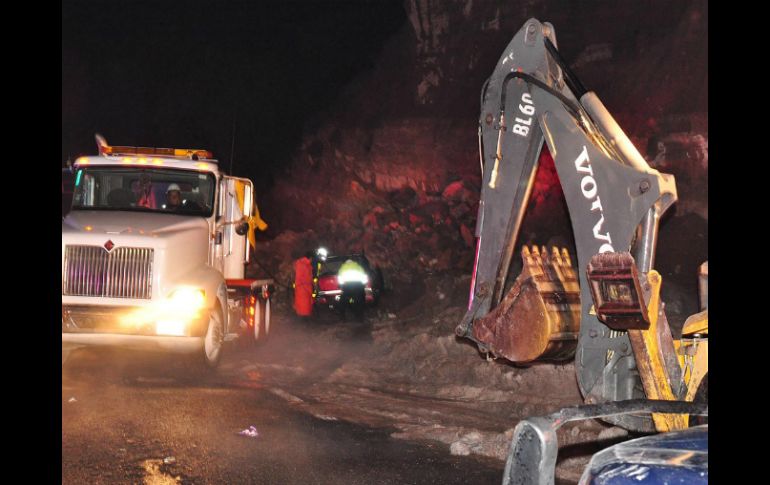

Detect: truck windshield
[71, 167, 216, 217]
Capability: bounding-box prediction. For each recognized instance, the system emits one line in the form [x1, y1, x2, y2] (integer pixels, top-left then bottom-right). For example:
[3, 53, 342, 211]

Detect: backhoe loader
[454, 18, 708, 441]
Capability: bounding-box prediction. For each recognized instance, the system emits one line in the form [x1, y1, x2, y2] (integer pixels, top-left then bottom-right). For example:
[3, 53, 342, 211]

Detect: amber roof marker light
[93, 133, 215, 161]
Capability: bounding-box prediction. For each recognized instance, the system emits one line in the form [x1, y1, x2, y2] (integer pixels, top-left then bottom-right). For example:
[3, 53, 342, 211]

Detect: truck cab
[62, 136, 272, 368]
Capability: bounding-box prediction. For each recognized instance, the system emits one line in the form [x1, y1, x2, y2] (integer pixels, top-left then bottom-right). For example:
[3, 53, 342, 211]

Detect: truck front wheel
[204, 305, 225, 368]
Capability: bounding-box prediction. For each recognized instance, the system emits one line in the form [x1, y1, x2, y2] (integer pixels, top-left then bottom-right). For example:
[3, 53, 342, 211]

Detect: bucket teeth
[531, 245, 544, 267]
[551, 247, 562, 265]
[521, 245, 577, 283]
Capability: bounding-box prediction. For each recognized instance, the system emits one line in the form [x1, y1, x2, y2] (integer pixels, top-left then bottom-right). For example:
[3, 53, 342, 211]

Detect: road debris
[238, 426, 260, 438]
[141, 459, 181, 484]
[163, 456, 176, 465]
[449, 431, 483, 456]
[270, 388, 305, 404]
[314, 414, 339, 421]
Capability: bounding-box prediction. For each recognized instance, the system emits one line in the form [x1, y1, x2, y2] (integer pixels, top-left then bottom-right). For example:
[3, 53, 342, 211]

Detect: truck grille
[63, 245, 154, 299]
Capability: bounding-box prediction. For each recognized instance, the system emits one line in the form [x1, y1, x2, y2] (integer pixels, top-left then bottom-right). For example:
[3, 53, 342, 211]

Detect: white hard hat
[166, 183, 181, 193]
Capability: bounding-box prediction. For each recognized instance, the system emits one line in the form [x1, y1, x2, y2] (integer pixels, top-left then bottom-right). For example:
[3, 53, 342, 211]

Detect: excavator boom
[455, 19, 679, 431]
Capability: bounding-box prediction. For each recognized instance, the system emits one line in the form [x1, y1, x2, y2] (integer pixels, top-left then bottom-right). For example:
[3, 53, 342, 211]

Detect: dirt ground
[224, 274, 632, 483]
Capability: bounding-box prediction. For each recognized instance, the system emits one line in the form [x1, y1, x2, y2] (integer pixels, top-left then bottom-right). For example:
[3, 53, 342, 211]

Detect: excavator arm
[455, 18, 680, 431]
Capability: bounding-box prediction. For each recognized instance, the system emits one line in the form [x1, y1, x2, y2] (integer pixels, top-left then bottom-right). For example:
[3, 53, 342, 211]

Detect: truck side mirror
[235, 222, 249, 236]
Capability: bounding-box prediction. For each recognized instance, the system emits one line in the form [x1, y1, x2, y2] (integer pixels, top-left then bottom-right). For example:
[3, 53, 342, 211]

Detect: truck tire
[252, 297, 271, 343]
[203, 305, 225, 368]
[253, 297, 263, 342]
[260, 297, 271, 340]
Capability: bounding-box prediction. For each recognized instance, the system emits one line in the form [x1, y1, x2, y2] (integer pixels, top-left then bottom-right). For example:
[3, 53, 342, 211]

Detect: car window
[320, 261, 343, 275]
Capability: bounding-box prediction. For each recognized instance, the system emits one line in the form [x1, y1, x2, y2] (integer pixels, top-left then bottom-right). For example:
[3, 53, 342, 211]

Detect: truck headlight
[116, 288, 207, 336]
[155, 288, 206, 336]
[168, 288, 206, 310]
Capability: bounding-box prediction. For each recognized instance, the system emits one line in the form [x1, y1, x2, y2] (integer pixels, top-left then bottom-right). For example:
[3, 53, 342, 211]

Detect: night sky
[62, 0, 406, 191]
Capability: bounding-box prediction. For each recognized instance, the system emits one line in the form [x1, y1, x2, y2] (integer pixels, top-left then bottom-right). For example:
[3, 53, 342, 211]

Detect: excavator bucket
[472, 246, 580, 363]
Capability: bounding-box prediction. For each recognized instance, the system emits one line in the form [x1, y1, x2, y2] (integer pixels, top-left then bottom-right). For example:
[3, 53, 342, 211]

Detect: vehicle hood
[62, 210, 209, 246]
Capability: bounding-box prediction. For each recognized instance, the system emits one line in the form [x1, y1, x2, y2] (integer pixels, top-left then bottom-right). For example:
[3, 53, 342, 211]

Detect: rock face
[256, 0, 707, 313]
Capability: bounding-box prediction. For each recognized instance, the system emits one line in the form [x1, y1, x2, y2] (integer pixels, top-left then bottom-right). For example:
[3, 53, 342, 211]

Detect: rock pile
[251, 175, 483, 313]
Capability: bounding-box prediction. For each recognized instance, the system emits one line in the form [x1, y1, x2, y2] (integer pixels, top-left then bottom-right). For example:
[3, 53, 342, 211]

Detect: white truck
[62, 135, 273, 368]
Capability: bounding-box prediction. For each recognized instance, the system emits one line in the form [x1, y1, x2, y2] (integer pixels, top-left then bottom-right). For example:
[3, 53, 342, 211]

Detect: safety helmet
[166, 183, 181, 193]
[316, 247, 329, 261]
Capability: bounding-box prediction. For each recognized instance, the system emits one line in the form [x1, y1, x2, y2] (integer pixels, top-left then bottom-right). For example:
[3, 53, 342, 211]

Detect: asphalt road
[62, 332, 505, 484]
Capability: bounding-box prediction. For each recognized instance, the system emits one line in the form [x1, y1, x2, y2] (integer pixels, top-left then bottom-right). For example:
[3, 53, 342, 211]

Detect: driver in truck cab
[164, 183, 183, 211]
[163, 183, 203, 212]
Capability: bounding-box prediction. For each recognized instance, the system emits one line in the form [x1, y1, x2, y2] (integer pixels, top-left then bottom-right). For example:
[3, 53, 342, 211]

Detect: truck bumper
[62, 332, 204, 354]
[62, 304, 208, 354]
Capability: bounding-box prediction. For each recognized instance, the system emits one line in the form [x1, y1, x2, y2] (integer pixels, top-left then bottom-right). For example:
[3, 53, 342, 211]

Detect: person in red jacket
[293, 252, 314, 317]
[135, 173, 157, 209]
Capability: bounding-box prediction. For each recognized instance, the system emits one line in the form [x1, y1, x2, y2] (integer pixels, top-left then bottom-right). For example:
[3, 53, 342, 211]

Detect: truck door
[213, 176, 254, 279]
